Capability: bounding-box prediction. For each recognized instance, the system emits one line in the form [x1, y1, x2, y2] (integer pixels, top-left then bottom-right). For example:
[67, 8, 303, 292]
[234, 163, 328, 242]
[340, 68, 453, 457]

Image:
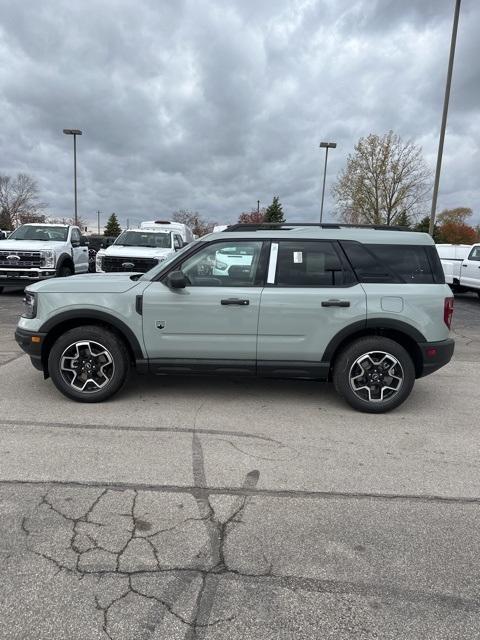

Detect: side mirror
[167, 270, 187, 289]
[71, 240, 80, 248]
[80, 237, 89, 247]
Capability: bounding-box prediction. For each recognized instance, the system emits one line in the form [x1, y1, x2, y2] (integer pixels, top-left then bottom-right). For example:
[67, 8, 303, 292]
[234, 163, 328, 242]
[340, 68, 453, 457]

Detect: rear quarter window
[340, 242, 445, 284]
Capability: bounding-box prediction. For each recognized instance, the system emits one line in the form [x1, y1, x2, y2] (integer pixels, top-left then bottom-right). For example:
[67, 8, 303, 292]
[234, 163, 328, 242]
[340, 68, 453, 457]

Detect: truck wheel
[333, 337, 415, 414]
[48, 326, 129, 402]
[57, 264, 74, 277]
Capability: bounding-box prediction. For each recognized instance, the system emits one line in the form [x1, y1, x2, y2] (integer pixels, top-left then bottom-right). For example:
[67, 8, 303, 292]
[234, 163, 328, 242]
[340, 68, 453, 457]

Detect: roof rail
[223, 223, 411, 232]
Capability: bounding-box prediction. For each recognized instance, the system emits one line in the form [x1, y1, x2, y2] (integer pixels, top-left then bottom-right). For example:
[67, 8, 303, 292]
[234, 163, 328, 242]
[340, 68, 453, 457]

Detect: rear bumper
[14, 327, 46, 370]
[418, 338, 455, 378]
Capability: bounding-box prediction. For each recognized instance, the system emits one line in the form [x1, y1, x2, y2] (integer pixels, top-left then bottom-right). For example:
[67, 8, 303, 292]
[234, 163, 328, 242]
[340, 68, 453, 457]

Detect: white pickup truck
[95, 228, 184, 273]
[0, 223, 89, 292]
[436, 243, 480, 296]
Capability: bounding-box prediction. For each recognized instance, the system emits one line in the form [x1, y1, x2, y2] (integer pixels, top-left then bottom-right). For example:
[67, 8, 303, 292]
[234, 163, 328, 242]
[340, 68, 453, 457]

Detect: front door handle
[321, 299, 350, 308]
[221, 298, 250, 306]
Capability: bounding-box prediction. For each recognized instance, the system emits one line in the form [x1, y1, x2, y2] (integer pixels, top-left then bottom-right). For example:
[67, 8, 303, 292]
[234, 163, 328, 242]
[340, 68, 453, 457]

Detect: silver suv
[15, 223, 454, 413]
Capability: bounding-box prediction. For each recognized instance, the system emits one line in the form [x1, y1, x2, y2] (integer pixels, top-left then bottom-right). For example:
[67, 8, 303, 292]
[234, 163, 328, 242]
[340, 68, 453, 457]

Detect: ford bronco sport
[15, 223, 454, 413]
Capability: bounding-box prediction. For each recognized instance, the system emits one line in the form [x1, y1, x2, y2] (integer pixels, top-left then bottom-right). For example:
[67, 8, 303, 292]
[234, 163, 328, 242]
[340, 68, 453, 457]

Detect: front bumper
[0, 270, 56, 286]
[418, 338, 455, 377]
[14, 327, 47, 371]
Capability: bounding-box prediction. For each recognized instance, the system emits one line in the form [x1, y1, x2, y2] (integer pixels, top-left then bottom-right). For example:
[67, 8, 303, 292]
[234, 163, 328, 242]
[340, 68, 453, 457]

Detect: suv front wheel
[333, 337, 415, 413]
[48, 326, 129, 402]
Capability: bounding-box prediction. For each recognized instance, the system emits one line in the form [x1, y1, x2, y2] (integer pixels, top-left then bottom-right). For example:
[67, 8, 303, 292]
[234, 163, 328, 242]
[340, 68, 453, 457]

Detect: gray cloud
[0, 0, 478, 228]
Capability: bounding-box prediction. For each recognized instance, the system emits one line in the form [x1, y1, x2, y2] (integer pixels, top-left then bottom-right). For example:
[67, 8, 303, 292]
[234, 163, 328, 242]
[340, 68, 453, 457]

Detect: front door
[70, 228, 89, 273]
[142, 239, 266, 373]
[257, 239, 367, 376]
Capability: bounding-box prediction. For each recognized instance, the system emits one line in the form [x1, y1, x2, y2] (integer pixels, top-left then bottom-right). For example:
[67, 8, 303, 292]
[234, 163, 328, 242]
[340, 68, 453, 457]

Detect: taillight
[444, 297, 454, 329]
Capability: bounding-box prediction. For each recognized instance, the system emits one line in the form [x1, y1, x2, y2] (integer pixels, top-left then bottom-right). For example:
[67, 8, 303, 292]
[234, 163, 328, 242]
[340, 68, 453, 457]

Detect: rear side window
[340, 242, 444, 284]
[275, 241, 352, 287]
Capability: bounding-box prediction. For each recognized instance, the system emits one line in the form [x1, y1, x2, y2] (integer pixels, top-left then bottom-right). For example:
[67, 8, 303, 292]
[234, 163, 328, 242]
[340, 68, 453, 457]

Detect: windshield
[114, 230, 172, 248]
[8, 225, 68, 242]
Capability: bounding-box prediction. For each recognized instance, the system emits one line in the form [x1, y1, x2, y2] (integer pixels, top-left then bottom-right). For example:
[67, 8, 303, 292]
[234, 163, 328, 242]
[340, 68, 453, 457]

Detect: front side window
[275, 241, 346, 286]
[115, 231, 171, 248]
[9, 225, 68, 242]
[468, 246, 480, 261]
[179, 241, 263, 286]
[71, 228, 81, 244]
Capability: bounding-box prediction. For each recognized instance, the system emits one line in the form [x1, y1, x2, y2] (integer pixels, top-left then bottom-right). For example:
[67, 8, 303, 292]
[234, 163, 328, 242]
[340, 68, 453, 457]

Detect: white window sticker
[293, 251, 303, 264]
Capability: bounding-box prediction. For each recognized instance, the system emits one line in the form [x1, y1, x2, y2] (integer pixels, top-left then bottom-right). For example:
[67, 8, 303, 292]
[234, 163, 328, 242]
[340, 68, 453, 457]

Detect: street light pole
[429, 0, 461, 236]
[63, 129, 82, 226]
[319, 141, 337, 223]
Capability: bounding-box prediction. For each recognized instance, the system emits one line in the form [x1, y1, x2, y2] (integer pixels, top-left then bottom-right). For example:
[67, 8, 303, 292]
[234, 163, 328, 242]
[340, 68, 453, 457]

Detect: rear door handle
[321, 299, 350, 307]
[221, 298, 250, 306]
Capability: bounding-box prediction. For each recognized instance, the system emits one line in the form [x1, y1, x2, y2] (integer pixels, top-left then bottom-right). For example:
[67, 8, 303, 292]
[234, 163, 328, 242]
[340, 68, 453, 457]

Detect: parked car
[95, 229, 184, 273]
[0, 223, 89, 293]
[436, 243, 480, 296]
[15, 222, 454, 413]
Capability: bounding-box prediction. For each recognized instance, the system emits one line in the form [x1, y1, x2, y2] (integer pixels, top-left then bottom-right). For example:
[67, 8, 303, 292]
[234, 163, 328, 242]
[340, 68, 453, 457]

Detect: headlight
[22, 291, 37, 319]
[96, 252, 104, 272]
[41, 250, 55, 268]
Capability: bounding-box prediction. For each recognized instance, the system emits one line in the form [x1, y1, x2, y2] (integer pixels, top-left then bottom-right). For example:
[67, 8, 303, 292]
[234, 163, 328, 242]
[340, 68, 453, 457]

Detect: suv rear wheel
[48, 326, 129, 402]
[333, 337, 415, 413]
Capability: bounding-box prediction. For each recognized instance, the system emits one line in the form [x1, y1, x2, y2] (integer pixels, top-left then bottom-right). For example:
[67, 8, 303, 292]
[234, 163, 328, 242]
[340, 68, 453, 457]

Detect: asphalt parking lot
[1, 289, 480, 639]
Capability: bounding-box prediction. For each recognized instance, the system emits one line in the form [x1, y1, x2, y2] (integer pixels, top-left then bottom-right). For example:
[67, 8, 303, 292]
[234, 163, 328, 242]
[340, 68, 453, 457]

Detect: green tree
[104, 213, 122, 237]
[332, 131, 431, 226]
[414, 215, 442, 241]
[395, 211, 411, 228]
[264, 196, 285, 223]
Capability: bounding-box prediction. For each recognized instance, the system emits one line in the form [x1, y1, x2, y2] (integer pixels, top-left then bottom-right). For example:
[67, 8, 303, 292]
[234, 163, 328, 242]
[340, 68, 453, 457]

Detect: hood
[103, 245, 173, 259]
[27, 273, 143, 294]
[0, 239, 65, 252]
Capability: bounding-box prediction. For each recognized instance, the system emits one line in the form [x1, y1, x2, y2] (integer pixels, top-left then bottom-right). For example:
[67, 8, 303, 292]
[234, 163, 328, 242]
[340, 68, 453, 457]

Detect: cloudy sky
[0, 0, 479, 229]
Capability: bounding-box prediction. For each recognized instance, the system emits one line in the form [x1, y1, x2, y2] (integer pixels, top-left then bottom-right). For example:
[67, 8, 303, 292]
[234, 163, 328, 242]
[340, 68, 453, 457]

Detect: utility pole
[429, 0, 461, 236]
[62, 129, 82, 226]
[126, 218, 129, 230]
[257, 200, 260, 214]
[97, 210, 101, 235]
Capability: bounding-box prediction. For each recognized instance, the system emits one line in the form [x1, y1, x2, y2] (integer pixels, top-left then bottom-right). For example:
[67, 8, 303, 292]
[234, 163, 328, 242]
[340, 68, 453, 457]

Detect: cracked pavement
[1, 290, 480, 638]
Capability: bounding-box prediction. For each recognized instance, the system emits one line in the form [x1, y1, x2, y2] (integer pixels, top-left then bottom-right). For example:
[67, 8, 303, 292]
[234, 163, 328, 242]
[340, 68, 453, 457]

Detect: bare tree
[332, 131, 431, 226]
[0, 173, 48, 227]
[172, 209, 217, 237]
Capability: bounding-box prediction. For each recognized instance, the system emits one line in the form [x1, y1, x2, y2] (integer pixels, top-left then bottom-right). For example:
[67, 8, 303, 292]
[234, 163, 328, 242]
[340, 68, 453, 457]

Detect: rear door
[460, 245, 480, 289]
[257, 240, 366, 376]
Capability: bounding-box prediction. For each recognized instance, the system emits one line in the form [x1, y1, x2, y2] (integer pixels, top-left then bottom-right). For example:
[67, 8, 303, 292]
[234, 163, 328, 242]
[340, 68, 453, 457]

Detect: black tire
[57, 263, 74, 278]
[333, 336, 415, 413]
[48, 325, 129, 402]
